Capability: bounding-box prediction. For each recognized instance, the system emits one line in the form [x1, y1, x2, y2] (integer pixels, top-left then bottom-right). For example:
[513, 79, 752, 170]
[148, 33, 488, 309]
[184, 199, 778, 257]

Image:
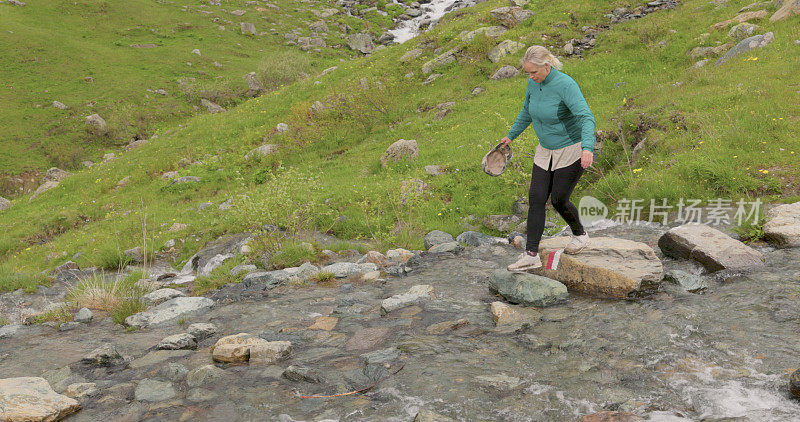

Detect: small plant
[95, 246, 132, 271]
[29, 306, 72, 325]
[732, 218, 766, 243]
[177, 318, 186, 327]
[66, 273, 148, 325]
[311, 271, 335, 283]
[111, 299, 146, 325]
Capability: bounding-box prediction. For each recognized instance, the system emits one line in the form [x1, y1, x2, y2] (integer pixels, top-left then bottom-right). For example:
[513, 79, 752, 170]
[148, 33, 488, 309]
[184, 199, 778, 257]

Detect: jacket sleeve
[562, 79, 596, 152]
[506, 81, 532, 141]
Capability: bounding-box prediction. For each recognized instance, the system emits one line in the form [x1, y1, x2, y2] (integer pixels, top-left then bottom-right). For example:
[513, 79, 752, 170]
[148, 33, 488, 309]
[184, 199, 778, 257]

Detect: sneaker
[564, 234, 590, 255]
[507, 252, 542, 272]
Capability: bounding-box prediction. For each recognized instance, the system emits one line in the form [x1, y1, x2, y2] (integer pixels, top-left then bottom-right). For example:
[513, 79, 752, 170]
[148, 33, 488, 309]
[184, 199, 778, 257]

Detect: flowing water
[387, 0, 462, 43]
[3, 222, 800, 421]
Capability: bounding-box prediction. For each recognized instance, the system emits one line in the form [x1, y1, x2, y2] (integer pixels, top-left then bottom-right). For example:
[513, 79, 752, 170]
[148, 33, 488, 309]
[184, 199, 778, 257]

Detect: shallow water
[4, 222, 800, 421]
[387, 0, 461, 43]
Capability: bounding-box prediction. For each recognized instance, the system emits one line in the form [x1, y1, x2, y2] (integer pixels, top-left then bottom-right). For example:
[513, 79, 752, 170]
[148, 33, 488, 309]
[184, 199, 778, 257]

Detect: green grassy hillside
[1, 0, 799, 292]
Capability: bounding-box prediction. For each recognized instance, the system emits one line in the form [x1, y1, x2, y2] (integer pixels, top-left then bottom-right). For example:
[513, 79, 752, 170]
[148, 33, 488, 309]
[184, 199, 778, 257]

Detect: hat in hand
[481, 142, 512, 177]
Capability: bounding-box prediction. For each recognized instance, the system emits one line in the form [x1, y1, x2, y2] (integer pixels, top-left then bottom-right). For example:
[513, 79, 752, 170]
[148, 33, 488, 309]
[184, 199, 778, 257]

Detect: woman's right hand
[500, 136, 511, 147]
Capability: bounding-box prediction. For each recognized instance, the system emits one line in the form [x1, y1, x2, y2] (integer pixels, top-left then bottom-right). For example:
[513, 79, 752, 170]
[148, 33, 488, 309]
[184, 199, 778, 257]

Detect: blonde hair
[521, 45, 563, 70]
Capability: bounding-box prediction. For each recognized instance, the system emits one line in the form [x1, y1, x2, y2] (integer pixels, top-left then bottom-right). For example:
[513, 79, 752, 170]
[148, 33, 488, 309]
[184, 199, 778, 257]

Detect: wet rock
[74, 307, 92, 323]
[530, 236, 663, 298]
[320, 262, 378, 278]
[475, 373, 522, 391]
[125, 297, 214, 328]
[59, 322, 81, 331]
[187, 323, 217, 340]
[715, 32, 774, 66]
[578, 411, 643, 421]
[381, 284, 435, 315]
[129, 350, 191, 369]
[141, 288, 185, 306]
[424, 230, 454, 249]
[85, 113, 107, 135]
[157, 333, 197, 350]
[490, 6, 534, 27]
[488, 39, 525, 63]
[0, 377, 80, 421]
[41, 367, 84, 394]
[428, 242, 464, 254]
[790, 368, 800, 397]
[664, 270, 708, 293]
[282, 365, 321, 383]
[361, 347, 400, 365]
[308, 316, 338, 331]
[201, 98, 225, 113]
[186, 388, 218, 403]
[381, 139, 419, 166]
[82, 344, 124, 366]
[186, 364, 225, 387]
[456, 231, 496, 247]
[483, 214, 521, 232]
[414, 409, 457, 422]
[211, 333, 291, 364]
[245, 144, 278, 160]
[250, 340, 292, 365]
[460, 26, 507, 42]
[488, 270, 569, 307]
[658, 224, 765, 272]
[771, 0, 800, 21]
[421, 47, 460, 74]
[159, 363, 189, 382]
[345, 326, 390, 351]
[426, 319, 470, 334]
[763, 201, 800, 248]
[134, 379, 175, 402]
[63, 382, 99, 399]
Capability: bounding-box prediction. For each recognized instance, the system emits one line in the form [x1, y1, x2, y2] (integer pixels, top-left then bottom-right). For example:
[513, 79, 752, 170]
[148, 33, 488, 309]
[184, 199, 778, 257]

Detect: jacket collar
[541, 67, 558, 86]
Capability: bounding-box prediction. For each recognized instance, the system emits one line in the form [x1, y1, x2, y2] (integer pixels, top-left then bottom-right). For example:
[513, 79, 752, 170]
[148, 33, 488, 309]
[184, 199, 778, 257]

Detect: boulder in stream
[0, 377, 81, 421]
[658, 223, 765, 272]
[763, 201, 800, 248]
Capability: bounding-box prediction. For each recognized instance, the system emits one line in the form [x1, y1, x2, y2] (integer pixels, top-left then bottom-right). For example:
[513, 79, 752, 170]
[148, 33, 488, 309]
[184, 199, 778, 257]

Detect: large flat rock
[0, 377, 80, 421]
[763, 202, 800, 248]
[658, 223, 765, 272]
[529, 236, 663, 298]
[125, 297, 214, 328]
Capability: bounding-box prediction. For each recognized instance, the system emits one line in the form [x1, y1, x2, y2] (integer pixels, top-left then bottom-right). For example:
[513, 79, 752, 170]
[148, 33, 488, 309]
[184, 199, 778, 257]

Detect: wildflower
[733, 155, 738, 158]
[632, 168, 643, 173]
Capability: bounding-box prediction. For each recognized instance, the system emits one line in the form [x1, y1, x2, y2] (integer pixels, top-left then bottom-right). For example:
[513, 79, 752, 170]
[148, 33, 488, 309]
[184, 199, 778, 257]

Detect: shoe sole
[507, 263, 542, 272]
[564, 240, 590, 255]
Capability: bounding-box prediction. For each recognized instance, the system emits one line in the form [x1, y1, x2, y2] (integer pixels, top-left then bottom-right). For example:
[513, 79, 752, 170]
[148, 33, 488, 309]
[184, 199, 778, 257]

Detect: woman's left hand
[581, 150, 593, 169]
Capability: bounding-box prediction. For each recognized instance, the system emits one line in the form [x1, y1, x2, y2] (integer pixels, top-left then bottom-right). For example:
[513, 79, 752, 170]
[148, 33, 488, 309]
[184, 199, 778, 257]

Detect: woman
[502, 45, 596, 272]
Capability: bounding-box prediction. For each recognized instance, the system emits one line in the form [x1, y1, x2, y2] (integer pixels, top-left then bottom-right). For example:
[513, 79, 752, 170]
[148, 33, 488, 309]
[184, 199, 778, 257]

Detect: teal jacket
[507, 68, 596, 152]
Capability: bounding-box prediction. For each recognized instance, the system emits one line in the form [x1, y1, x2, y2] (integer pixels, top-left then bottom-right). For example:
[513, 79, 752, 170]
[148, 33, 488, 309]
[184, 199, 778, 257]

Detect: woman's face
[523, 62, 550, 83]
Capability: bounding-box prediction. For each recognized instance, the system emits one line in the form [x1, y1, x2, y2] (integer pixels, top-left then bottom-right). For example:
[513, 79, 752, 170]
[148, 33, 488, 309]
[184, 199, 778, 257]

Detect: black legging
[526, 157, 585, 252]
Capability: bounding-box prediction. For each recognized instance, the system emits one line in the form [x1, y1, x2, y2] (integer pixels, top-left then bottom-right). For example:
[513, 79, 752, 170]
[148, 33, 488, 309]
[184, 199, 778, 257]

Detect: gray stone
[186, 388, 218, 402]
[0, 196, 10, 211]
[124, 297, 214, 328]
[82, 344, 123, 366]
[0, 324, 22, 339]
[460, 26, 507, 43]
[230, 264, 257, 277]
[30, 180, 60, 201]
[423, 73, 442, 84]
[157, 333, 198, 350]
[490, 6, 534, 27]
[58, 322, 81, 331]
[0, 377, 80, 421]
[276, 122, 289, 133]
[241, 22, 257, 35]
[197, 253, 234, 276]
[491, 65, 519, 80]
[187, 323, 218, 340]
[728, 22, 757, 40]
[456, 231, 495, 247]
[381, 139, 419, 166]
[74, 307, 93, 323]
[361, 347, 400, 365]
[488, 39, 525, 62]
[201, 98, 225, 113]
[530, 236, 664, 298]
[159, 363, 189, 382]
[169, 176, 201, 185]
[400, 48, 423, 62]
[41, 367, 85, 394]
[244, 72, 264, 97]
[771, 0, 800, 21]
[245, 144, 278, 159]
[63, 382, 99, 399]
[715, 32, 774, 66]
[242, 269, 293, 288]
[428, 242, 464, 254]
[320, 262, 378, 278]
[141, 288, 186, 306]
[134, 379, 175, 402]
[422, 47, 460, 74]
[424, 230, 455, 249]
[381, 284, 435, 315]
[85, 114, 107, 135]
[347, 33, 376, 54]
[488, 270, 569, 307]
[123, 246, 144, 264]
[181, 233, 251, 275]
[483, 214, 522, 232]
[415, 409, 457, 422]
[475, 373, 523, 391]
[186, 364, 226, 387]
[658, 224, 765, 272]
[425, 165, 444, 175]
[309, 20, 328, 33]
[763, 201, 800, 248]
[282, 365, 321, 383]
[664, 270, 708, 293]
[52, 101, 68, 109]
